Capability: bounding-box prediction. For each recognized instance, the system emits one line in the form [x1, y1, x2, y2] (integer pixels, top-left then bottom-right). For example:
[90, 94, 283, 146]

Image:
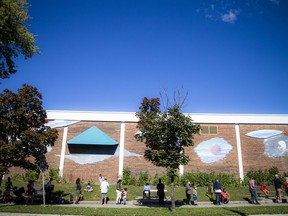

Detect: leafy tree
[135, 96, 200, 210]
[0, 0, 39, 79]
[0, 84, 58, 185]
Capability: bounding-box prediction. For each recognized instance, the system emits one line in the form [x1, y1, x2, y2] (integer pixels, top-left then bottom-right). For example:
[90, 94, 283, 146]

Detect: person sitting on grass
[143, 183, 151, 199]
[84, 181, 93, 192]
[221, 188, 230, 204]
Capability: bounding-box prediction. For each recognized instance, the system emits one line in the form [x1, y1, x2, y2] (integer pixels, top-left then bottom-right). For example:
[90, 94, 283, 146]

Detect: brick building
[45, 110, 288, 184]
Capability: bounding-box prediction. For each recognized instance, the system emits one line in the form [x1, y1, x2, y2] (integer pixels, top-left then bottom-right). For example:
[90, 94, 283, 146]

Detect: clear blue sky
[2, 0, 288, 114]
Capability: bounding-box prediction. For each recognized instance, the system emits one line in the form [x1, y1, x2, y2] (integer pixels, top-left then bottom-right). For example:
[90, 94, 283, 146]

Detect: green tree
[135, 96, 200, 210]
[0, 84, 58, 185]
[0, 0, 39, 79]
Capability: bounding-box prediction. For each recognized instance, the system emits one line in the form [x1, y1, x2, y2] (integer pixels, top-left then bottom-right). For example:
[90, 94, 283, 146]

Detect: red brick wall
[9, 121, 288, 184]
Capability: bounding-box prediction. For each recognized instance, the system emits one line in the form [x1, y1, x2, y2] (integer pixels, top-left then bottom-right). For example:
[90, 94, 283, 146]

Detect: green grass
[0, 205, 288, 216]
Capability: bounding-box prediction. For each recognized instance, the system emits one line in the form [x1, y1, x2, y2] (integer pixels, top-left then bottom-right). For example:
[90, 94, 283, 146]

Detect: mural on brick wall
[47, 121, 141, 165]
[246, 129, 288, 158]
[194, 137, 233, 163]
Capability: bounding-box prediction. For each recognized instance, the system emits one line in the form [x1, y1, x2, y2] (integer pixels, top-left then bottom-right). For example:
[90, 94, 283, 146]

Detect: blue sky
[1, 0, 288, 114]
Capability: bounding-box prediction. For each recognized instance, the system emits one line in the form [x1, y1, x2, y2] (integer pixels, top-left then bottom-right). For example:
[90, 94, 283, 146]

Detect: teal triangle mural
[67, 126, 118, 145]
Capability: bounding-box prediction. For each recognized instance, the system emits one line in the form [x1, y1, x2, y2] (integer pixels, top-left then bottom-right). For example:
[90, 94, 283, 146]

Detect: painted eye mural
[194, 137, 233, 163]
[245, 130, 288, 158]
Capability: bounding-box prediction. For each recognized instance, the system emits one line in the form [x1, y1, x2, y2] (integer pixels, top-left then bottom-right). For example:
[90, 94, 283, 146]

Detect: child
[121, 187, 128, 205]
[260, 183, 269, 197]
[221, 188, 230, 204]
[192, 185, 198, 206]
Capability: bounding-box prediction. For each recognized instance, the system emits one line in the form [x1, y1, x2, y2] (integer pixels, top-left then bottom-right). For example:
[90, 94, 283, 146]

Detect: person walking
[274, 174, 283, 203]
[100, 178, 109, 205]
[213, 178, 222, 205]
[157, 179, 165, 207]
[249, 177, 260, 205]
[185, 181, 192, 205]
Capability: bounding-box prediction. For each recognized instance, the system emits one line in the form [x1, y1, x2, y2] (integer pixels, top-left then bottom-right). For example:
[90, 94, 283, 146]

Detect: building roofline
[46, 110, 288, 124]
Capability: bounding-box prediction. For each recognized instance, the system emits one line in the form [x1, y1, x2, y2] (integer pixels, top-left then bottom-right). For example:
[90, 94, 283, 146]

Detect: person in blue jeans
[213, 178, 222, 205]
[249, 177, 260, 205]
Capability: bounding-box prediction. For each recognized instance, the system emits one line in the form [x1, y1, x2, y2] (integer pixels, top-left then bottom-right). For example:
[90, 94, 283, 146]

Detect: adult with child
[274, 174, 283, 203]
[100, 178, 109, 205]
[157, 178, 165, 207]
[213, 178, 222, 205]
[143, 182, 151, 199]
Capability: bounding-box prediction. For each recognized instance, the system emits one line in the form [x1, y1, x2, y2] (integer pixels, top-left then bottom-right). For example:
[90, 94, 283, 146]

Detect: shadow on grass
[223, 207, 247, 216]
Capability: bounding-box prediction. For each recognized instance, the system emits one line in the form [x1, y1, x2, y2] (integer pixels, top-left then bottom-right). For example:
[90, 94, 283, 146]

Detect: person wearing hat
[192, 184, 198, 206]
[274, 174, 283, 203]
[185, 181, 192, 205]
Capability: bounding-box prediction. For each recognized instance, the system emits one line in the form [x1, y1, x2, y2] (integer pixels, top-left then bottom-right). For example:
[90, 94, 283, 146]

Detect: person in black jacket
[274, 174, 283, 203]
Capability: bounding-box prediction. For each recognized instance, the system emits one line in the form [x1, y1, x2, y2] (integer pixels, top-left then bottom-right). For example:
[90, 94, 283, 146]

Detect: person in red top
[221, 188, 230, 204]
[260, 183, 269, 197]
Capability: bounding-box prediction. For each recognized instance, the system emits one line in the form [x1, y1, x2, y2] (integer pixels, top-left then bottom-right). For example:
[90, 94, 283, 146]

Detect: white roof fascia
[46, 110, 288, 125]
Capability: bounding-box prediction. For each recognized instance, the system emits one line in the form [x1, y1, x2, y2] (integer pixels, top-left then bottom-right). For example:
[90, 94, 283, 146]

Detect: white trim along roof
[46, 110, 288, 125]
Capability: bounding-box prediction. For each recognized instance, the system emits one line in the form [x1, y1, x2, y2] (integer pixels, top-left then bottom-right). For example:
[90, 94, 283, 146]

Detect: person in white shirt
[100, 178, 109, 205]
[143, 183, 151, 199]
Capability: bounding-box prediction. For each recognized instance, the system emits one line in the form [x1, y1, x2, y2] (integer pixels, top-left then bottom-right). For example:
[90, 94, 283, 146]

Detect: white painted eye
[194, 138, 232, 164]
[245, 130, 283, 139]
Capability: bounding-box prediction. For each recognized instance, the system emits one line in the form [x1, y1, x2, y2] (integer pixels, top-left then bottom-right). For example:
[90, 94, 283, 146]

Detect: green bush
[25, 169, 39, 181]
[48, 167, 59, 181]
[138, 171, 149, 186]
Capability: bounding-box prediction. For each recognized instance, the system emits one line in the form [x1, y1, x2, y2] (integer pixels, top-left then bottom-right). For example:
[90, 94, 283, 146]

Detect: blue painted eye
[194, 138, 232, 164]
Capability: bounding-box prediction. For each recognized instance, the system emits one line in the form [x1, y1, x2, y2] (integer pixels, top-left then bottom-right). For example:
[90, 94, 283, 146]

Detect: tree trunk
[171, 181, 176, 211]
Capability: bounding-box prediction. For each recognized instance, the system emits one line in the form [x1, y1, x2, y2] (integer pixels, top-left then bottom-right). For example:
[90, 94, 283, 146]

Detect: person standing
[213, 178, 222, 205]
[283, 177, 288, 196]
[157, 179, 165, 207]
[3, 177, 13, 203]
[249, 177, 260, 205]
[26, 180, 35, 205]
[274, 174, 283, 203]
[116, 178, 122, 204]
[192, 184, 198, 206]
[100, 178, 109, 205]
[185, 181, 192, 205]
[121, 187, 128, 205]
[75, 178, 82, 204]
